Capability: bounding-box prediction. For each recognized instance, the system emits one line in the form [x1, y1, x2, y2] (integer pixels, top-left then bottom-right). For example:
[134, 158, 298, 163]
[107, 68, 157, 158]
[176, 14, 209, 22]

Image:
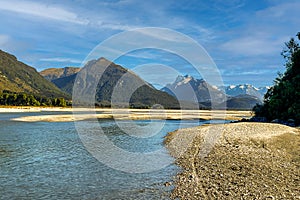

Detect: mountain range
[40, 67, 80, 81]
[221, 84, 269, 101]
[0, 49, 268, 110]
[161, 75, 266, 110]
[41, 57, 180, 108]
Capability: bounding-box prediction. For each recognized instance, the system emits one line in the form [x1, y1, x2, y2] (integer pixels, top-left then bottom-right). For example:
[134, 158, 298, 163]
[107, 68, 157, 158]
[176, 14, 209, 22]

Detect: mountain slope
[0, 50, 68, 98]
[51, 73, 77, 95]
[48, 58, 180, 108]
[220, 94, 262, 110]
[40, 67, 80, 81]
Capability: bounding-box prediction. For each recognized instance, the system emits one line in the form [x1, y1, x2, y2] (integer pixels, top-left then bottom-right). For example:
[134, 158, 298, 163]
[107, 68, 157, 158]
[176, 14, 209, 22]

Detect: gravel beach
[165, 122, 300, 199]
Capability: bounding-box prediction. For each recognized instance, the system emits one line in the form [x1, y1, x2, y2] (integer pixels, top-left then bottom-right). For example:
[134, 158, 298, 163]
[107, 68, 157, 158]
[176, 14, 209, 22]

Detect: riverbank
[0, 107, 252, 122]
[0, 106, 75, 112]
[165, 122, 300, 199]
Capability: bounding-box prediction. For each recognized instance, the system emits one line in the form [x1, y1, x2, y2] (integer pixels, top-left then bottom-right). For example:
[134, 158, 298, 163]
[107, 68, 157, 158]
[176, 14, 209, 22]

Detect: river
[0, 111, 209, 199]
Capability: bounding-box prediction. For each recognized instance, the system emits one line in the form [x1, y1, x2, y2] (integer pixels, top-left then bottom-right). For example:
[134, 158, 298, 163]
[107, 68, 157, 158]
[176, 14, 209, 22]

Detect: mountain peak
[174, 75, 195, 86]
[162, 75, 226, 103]
[97, 57, 112, 64]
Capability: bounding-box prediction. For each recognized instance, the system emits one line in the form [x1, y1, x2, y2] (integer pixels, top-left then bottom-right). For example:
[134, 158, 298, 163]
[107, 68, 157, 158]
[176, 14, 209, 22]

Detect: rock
[224, 191, 231, 196]
[164, 181, 172, 187]
[287, 119, 295, 127]
[271, 118, 295, 127]
[250, 116, 267, 122]
[265, 195, 275, 199]
[271, 119, 280, 123]
[240, 118, 249, 122]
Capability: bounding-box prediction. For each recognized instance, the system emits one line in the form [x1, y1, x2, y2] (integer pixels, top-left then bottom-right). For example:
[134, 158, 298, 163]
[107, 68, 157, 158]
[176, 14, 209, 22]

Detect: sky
[0, 0, 299, 88]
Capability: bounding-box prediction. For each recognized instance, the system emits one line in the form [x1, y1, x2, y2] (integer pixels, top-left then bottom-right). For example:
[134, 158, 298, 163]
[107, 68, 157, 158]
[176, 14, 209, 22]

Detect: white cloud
[136, 28, 191, 43]
[0, 34, 10, 46]
[222, 69, 273, 76]
[0, 0, 89, 25]
[95, 21, 138, 31]
[40, 57, 82, 64]
[95, 0, 135, 7]
[211, 0, 246, 12]
[256, 2, 300, 21]
[219, 1, 300, 57]
[221, 36, 286, 56]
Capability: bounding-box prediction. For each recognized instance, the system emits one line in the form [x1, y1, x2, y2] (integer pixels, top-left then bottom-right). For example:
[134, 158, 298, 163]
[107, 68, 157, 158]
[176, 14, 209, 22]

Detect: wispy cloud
[40, 57, 82, 64]
[0, 34, 10, 46]
[211, 0, 246, 12]
[221, 36, 286, 56]
[135, 28, 191, 43]
[218, 1, 300, 59]
[0, 0, 88, 25]
[256, 1, 300, 23]
[0, 34, 31, 54]
[93, 21, 138, 31]
[223, 69, 272, 76]
[94, 0, 136, 8]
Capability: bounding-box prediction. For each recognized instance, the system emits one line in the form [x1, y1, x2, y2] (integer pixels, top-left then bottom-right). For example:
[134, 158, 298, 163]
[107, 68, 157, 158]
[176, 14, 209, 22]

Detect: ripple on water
[0, 114, 203, 199]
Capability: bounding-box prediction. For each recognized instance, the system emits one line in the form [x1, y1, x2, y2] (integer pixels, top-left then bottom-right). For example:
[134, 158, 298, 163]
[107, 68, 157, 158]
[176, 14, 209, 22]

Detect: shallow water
[0, 112, 207, 199]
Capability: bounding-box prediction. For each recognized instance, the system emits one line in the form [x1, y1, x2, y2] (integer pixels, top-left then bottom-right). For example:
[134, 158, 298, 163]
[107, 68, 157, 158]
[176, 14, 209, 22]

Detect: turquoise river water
[0, 111, 214, 199]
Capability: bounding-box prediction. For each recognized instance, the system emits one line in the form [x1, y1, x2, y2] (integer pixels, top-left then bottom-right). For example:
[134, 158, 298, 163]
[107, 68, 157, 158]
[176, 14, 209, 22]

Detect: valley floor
[0, 106, 252, 122]
[165, 122, 300, 199]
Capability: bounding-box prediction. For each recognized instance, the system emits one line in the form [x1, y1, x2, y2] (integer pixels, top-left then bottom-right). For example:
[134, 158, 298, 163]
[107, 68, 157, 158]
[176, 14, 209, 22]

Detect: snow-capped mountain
[161, 75, 226, 103]
[161, 75, 268, 110]
[221, 84, 269, 101]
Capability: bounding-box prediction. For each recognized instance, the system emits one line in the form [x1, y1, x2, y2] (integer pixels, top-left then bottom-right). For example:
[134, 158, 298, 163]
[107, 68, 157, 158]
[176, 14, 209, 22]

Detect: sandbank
[4, 107, 252, 122]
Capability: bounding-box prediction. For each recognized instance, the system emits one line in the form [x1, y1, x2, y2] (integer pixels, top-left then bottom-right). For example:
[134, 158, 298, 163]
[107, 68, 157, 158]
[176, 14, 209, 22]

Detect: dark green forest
[253, 32, 300, 125]
[0, 91, 68, 107]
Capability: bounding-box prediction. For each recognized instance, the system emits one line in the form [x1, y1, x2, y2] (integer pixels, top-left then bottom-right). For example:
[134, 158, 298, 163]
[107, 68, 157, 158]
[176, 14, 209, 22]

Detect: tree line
[0, 90, 69, 107]
[253, 32, 300, 125]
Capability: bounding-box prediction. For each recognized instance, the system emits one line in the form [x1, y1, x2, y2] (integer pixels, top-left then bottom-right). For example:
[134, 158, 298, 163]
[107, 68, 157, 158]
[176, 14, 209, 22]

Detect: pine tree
[254, 32, 300, 125]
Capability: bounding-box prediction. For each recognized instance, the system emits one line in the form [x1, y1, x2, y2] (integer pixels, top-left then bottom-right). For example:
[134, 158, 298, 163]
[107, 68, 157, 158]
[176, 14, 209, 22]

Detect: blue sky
[0, 0, 299, 87]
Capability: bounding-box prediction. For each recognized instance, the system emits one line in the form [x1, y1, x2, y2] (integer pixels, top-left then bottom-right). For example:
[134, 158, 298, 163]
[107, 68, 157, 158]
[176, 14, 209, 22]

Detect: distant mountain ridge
[221, 84, 269, 101]
[222, 94, 262, 110]
[161, 75, 264, 110]
[41, 57, 180, 108]
[40, 67, 80, 81]
[161, 75, 226, 104]
[0, 50, 68, 98]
